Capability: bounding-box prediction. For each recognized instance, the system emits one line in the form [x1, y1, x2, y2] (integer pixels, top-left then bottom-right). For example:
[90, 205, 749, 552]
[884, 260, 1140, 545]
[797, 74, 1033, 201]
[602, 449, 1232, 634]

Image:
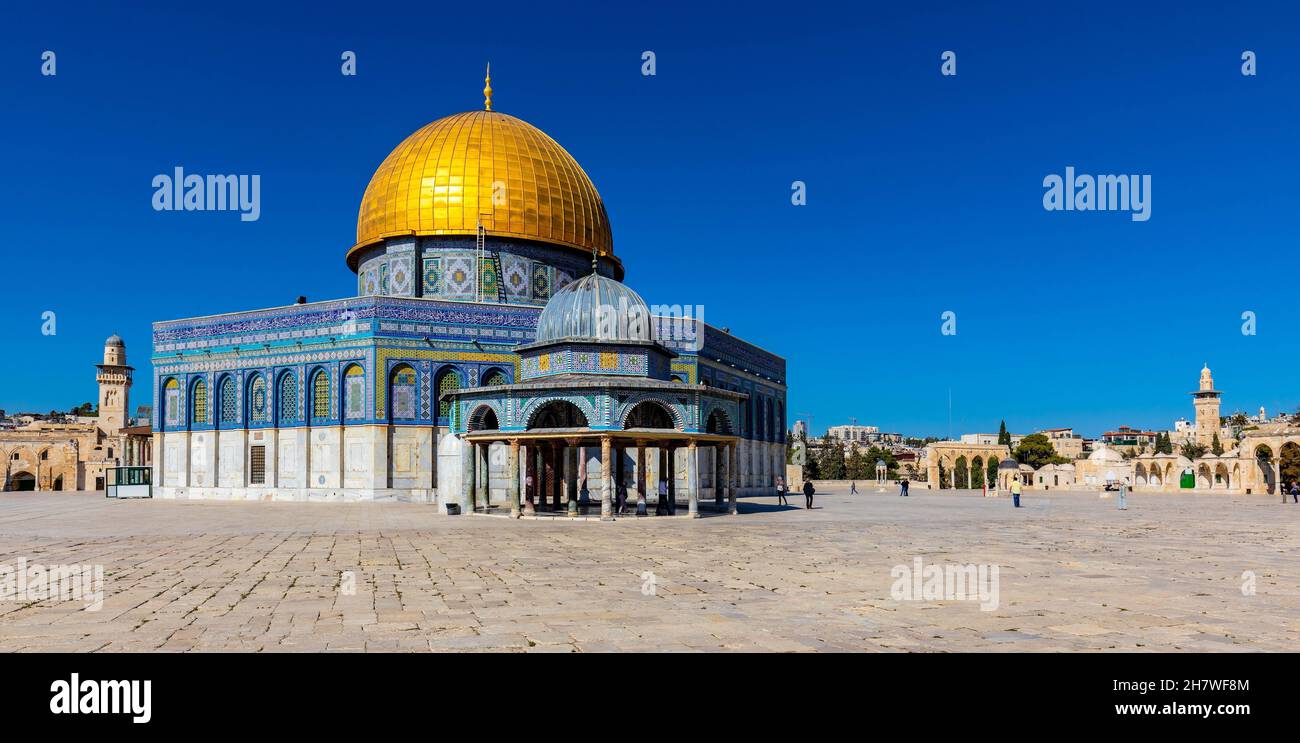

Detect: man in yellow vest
[1010, 477, 1022, 508]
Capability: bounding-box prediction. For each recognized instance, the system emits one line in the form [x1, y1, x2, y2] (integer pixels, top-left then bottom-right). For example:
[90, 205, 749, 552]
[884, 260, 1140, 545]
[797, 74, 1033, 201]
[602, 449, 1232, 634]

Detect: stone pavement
[0, 486, 1295, 652]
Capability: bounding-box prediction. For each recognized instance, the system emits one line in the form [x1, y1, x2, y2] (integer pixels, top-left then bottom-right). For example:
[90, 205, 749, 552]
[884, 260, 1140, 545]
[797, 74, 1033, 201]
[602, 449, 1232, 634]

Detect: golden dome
[349, 109, 615, 270]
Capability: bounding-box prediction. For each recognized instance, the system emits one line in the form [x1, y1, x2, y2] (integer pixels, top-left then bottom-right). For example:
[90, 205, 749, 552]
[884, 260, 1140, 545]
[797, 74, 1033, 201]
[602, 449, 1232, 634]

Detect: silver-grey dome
[534, 273, 654, 344]
[105, 334, 125, 347]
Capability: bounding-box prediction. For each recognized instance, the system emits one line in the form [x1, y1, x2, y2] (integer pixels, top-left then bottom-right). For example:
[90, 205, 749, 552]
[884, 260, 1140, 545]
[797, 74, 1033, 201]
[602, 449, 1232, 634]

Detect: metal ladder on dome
[476, 220, 506, 304]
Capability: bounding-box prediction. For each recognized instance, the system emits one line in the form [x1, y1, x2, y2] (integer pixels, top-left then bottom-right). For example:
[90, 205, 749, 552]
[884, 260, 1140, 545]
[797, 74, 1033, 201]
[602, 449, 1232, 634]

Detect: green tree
[1013, 433, 1069, 469]
[1211, 433, 1224, 456]
[1180, 441, 1208, 460]
[986, 456, 999, 487]
[845, 444, 868, 480]
[863, 445, 898, 478]
[954, 456, 970, 488]
[800, 434, 820, 480]
[818, 436, 845, 480]
[997, 420, 1011, 446]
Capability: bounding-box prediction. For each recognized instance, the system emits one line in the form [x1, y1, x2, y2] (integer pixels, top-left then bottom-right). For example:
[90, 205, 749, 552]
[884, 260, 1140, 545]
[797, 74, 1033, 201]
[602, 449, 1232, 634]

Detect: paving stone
[0, 489, 1296, 651]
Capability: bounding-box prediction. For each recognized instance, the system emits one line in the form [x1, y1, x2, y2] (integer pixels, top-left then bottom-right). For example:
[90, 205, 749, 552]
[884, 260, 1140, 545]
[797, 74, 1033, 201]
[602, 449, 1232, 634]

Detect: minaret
[1190, 364, 1222, 446]
[96, 334, 133, 434]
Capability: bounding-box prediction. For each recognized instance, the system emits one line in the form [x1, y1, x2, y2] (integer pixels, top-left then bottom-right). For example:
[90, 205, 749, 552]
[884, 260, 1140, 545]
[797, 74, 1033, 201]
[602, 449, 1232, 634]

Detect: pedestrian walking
[616, 479, 627, 515]
[1117, 479, 1128, 510]
[850, 480, 857, 494]
[802, 478, 815, 509]
[1011, 477, 1022, 508]
[776, 477, 789, 506]
[901, 478, 910, 497]
[1290, 482, 1299, 504]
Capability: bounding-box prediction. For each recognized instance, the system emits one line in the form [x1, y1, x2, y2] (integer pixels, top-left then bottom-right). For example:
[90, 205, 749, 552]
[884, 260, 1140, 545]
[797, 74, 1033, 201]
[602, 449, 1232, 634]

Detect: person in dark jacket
[1290, 482, 1299, 504]
[615, 480, 627, 515]
[802, 479, 815, 509]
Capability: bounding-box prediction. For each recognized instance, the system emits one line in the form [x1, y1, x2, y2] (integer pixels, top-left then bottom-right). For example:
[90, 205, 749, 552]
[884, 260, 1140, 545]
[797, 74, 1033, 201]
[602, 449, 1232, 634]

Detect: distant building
[791, 420, 808, 439]
[1037, 427, 1084, 460]
[826, 424, 878, 443]
[1100, 426, 1158, 453]
[961, 432, 1023, 447]
[0, 336, 152, 491]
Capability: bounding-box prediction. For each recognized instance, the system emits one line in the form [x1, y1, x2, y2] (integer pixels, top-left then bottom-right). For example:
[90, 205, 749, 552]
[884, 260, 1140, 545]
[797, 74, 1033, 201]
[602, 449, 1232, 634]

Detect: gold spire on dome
[483, 63, 493, 111]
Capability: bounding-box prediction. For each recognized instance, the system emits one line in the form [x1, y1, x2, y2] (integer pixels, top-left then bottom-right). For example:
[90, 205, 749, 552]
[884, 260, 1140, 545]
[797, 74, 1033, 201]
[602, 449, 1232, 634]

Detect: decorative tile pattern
[344, 365, 365, 420]
[502, 254, 529, 298]
[478, 256, 499, 298]
[220, 377, 237, 424]
[278, 373, 297, 423]
[422, 257, 443, 296]
[388, 254, 413, 296]
[443, 255, 475, 298]
[250, 375, 267, 421]
[391, 366, 416, 419]
[531, 262, 551, 300]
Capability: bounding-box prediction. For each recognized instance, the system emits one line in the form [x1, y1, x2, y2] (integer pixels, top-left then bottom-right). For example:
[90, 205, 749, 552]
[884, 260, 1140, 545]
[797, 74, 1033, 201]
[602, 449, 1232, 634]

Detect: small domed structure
[1088, 444, 1124, 463]
[534, 273, 653, 344]
[105, 334, 125, 347]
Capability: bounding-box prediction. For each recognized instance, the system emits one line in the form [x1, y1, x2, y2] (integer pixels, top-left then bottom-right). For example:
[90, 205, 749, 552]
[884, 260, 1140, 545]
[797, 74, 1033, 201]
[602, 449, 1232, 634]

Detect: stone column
[475, 442, 488, 510]
[688, 440, 700, 518]
[728, 443, 738, 515]
[715, 445, 726, 508]
[524, 444, 536, 515]
[666, 445, 677, 516]
[565, 439, 578, 517]
[717, 444, 728, 509]
[546, 443, 560, 510]
[577, 445, 589, 507]
[600, 435, 613, 521]
[1276, 459, 1284, 502]
[508, 439, 521, 518]
[636, 441, 648, 516]
[577, 444, 590, 509]
[460, 438, 474, 513]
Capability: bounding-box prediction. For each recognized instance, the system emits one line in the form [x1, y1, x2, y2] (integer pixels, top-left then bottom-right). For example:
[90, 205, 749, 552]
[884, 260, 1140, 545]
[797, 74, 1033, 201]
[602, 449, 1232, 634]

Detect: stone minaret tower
[1191, 364, 1222, 446]
[96, 334, 133, 434]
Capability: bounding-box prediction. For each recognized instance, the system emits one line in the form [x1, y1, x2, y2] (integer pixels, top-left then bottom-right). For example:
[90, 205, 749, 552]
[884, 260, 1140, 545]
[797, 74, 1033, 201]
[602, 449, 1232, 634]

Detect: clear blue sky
[2, 0, 1297, 438]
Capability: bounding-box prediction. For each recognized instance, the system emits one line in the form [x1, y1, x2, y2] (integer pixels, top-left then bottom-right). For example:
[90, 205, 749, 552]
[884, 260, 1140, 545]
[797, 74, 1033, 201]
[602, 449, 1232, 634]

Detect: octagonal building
[150, 74, 787, 512]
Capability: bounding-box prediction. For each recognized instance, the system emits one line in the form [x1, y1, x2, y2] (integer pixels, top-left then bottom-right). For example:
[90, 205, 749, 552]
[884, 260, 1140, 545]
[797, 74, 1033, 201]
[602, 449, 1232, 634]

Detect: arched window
[218, 377, 237, 425]
[278, 372, 298, 423]
[624, 400, 675, 430]
[482, 368, 509, 386]
[248, 374, 267, 422]
[163, 378, 181, 429]
[311, 370, 329, 421]
[191, 378, 208, 425]
[390, 364, 417, 420]
[436, 368, 461, 420]
[343, 364, 365, 421]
